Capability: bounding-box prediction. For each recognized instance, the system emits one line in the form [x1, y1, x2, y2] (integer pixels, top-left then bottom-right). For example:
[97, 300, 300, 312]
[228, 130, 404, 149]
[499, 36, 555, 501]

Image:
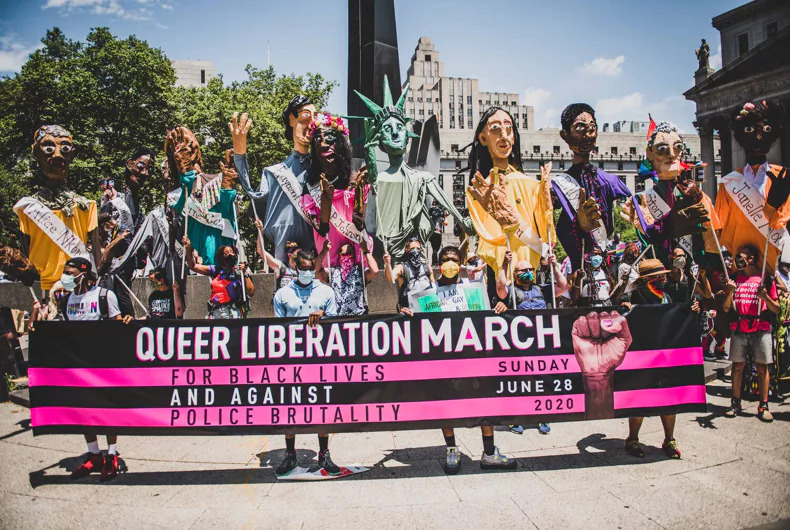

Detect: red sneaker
[71, 453, 103, 479]
[100, 453, 119, 482]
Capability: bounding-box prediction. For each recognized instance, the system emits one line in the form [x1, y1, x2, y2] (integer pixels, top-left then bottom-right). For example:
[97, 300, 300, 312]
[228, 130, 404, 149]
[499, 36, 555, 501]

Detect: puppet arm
[426, 176, 475, 236]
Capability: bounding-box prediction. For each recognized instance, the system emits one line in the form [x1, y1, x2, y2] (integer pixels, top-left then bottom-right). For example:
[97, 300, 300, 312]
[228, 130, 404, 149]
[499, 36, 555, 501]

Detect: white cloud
[594, 93, 696, 133]
[161, 3, 174, 9]
[580, 55, 625, 77]
[43, 0, 153, 20]
[710, 44, 722, 70]
[0, 36, 43, 72]
[522, 87, 551, 108]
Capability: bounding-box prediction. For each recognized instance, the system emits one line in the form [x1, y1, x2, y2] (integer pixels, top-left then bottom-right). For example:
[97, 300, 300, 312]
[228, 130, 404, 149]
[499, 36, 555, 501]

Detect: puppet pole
[28, 286, 38, 303]
[181, 209, 189, 278]
[548, 231, 557, 309]
[761, 237, 770, 281]
[114, 275, 150, 317]
[249, 198, 268, 274]
[709, 226, 729, 283]
[232, 198, 247, 302]
[506, 236, 516, 310]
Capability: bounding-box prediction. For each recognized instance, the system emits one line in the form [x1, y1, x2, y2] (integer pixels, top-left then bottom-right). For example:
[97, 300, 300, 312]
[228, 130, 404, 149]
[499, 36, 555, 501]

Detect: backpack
[61, 288, 110, 321]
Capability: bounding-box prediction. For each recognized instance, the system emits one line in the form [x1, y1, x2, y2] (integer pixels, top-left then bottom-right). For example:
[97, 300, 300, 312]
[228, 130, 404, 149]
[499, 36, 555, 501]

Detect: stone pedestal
[695, 66, 714, 85]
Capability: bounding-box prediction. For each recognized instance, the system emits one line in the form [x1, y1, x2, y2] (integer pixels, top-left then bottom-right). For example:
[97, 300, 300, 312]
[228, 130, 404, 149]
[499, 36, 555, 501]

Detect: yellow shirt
[466, 166, 552, 275]
[17, 201, 97, 290]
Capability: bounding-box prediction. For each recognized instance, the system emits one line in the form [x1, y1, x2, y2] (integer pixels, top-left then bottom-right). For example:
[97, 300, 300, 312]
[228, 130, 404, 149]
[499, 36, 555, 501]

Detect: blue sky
[0, 0, 745, 132]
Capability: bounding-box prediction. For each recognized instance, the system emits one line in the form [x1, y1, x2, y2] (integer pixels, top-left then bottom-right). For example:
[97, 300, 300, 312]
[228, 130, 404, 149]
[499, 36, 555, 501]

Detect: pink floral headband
[308, 112, 350, 137]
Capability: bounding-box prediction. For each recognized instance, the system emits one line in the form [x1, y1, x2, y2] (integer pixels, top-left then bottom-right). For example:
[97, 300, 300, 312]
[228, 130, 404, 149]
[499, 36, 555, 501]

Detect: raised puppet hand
[352, 166, 369, 231]
[572, 310, 632, 419]
[319, 173, 334, 225]
[766, 167, 790, 210]
[227, 112, 252, 155]
[576, 188, 602, 233]
[539, 162, 553, 215]
[219, 149, 238, 189]
[165, 126, 202, 176]
[467, 169, 519, 229]
[668, 202, 710, 238]
[675, 171, 704, 204]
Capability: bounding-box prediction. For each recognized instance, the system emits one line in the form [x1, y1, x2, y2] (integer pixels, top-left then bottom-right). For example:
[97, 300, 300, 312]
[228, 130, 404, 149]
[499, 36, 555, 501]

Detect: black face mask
[224, 254, 238, 267]
[735, 257, 747, 270]
[406, 247, 421, 264]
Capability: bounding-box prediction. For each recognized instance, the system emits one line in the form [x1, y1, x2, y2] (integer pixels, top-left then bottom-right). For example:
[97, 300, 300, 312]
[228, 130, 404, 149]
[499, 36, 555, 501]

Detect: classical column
[718, 122, 732, 176]
[698, 121, 716, 201]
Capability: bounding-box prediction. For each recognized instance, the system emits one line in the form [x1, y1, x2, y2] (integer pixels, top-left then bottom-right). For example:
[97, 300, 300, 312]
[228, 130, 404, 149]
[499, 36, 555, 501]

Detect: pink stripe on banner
[31, 395, 586, 427]
[614, 385, 707, 409]
[28, 347, 702, 388]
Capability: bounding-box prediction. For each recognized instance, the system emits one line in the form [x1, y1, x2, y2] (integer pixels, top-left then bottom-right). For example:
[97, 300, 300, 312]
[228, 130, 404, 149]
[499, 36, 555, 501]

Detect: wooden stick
[232, 199, 247, 302]
[547, 231, 556, 308]
[114, 274, 150, 317]
[506, 236, 516, 310]
[710, 225, 729, 283]
[181, 209, 189, 278]
[250, 198, 268, 274]
[761, 237, 770, 280]
[28, 286, 38, 303]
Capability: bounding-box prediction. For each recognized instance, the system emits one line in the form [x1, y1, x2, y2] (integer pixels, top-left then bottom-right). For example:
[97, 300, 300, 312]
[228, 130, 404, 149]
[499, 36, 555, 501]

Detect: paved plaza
[1, 379, 788, 529]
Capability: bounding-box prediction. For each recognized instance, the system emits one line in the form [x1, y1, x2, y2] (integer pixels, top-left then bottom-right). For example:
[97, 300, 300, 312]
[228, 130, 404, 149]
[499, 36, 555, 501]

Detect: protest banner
[28, 304, 706, 435]
[410, 283, 490, 313]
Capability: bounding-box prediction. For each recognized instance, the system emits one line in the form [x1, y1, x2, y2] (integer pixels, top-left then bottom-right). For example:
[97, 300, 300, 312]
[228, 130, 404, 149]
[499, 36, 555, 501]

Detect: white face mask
[297, 269, 315, 285]
[60, 272, 83, 291]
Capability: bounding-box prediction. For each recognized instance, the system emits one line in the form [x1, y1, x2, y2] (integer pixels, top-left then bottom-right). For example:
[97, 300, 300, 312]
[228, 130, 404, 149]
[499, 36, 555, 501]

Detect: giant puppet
[165, 126, 238, 266]
[715, 99, 790, 274]
[233, 96, 317, 262]
[465, 106, 553, 274]
[13, 125, 100, 292]
[355, 77, 474, 261]
[553, 104, 634, 268]
[623, 118, 717, 265]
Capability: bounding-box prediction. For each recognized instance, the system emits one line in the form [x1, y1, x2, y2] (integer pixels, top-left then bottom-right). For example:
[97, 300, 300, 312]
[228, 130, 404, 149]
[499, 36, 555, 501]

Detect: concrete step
[8, 388, 29, 408]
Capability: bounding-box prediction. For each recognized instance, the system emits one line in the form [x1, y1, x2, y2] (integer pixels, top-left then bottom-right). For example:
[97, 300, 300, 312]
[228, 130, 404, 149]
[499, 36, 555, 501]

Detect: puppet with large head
[31, 125, 76, 185]
[355, 76, 416, 161]
[283, 95, 317, 155]
[560, 103, 597, 165]
[731, 99, 785, 165]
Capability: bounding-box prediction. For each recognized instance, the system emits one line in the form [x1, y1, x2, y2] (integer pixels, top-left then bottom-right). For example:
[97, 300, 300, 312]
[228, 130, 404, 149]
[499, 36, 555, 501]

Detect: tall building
[684, 0, 790, 200]
[401, 38, 720, 226]
[171, 60, 217, 88]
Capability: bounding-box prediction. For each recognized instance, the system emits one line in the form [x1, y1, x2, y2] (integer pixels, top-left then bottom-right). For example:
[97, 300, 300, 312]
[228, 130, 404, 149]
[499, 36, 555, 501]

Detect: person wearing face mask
[431, 246, 515, 474]
[464, 251, 487, 283]
[28, 281, 70, 331]
[384, 237, 435, 316]
[571, 249, 617, 307]
[664, 248, 692, 303]
[318, 240, 378, 316]
[147, 267, 183, 320]
[622, 258, 700, 459]
[272, 249, 339, 477]
[722, 244, 779, 422]
[254, 220, 301, 291]
[183, 236, 254, 319]
[497, 250, 569, 310]
[59, 257, 132, 482]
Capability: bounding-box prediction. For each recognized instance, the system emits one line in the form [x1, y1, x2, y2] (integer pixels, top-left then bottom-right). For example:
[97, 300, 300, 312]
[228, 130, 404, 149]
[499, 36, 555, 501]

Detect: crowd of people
[8, 89, 788, 481]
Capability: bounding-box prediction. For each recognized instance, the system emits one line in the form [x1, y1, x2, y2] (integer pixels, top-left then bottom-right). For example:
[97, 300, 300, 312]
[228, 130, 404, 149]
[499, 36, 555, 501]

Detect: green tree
[0, 27, 176, 243]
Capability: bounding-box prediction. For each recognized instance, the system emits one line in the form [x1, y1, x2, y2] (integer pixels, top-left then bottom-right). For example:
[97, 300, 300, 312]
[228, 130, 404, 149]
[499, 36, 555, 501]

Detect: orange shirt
[715, 164, 789, 274]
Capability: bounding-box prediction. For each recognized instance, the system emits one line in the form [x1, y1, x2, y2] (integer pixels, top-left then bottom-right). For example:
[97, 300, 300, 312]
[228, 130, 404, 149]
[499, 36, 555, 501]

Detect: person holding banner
[14, 125, 102, 295]
[429, 245, 515, 474]
[722, 244, 779, 422]
[231, 100, 317, 262]
[182, 235, 253, 319]
[571, 248, 618, 307]
[322, 241, 378, 316]
[553, 104, 634, 269]
[715, 100, 789, 278]
[466, 107, 553, 275]
[272, 249, 340, 477]
[496, 250, 568, 310]
[59, 257, 131, 482]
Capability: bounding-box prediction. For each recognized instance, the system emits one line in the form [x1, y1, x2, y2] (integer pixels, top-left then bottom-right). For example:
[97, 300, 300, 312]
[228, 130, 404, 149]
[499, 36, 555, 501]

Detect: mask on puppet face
[561, 112, 597, 158]
[479, 110, 514, 166]
[290, 104, 317, 151]
[647, 128, 685, 179]
[590, 255, 604, 269]
[732, 100, 784, 161]
[379, 116, 409, 156]
[440, 259, 460, 279]
[126, 154, 152, 190]
[32, 126, 76, 184]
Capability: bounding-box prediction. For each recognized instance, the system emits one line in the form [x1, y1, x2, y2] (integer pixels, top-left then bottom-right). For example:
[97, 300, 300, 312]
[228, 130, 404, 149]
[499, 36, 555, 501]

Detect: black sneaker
[318, 450, 342, 475]
[723, 398, 742, 418]
[275, 451, 298, 477]
[624, 437, 645, 458]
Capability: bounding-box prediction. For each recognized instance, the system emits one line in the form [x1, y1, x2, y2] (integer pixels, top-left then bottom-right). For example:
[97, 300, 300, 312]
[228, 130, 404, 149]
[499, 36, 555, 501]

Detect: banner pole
[548, 230, 556, 308]
[181, 209, 189, 278]
[250, 198, 268, 274]
[232, 198, 247, 303]
[114, 274, 150, 317]
[506, 236, 516, 310]
[761, 237, 770, 281]
[710, 225, 729, 283]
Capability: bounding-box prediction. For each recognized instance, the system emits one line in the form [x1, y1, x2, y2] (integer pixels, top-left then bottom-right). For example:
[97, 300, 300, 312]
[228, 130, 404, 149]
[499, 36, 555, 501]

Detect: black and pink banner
[28, 305, 707, 435]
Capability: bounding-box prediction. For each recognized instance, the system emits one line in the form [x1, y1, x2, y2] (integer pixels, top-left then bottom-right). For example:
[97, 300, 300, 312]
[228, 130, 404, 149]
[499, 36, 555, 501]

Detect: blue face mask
[60, 273, 82, 291]
[297, 269, 315, 285]
[590, 255, 604, 269]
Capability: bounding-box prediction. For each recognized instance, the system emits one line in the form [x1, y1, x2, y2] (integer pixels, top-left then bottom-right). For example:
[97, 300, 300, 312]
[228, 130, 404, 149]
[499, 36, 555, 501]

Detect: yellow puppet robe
[17, 201, 97, 290]
[715, 164, 790, 275]
[466, 165, 552, 276]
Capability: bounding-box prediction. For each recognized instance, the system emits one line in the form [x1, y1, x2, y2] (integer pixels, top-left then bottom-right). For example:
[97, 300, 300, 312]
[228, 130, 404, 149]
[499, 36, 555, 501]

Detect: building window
[618, 175, 627, 186]
[559, 161, 565, 170]
[450, 121, 455, 129]
[468, 120, 473, 128]
[485, 100, 490, 105]
[598, 161, 604, 169]
[419, 109, 424, 116]
[467, 96, 472, 104]
[611, 146, 618, 155]
[200, 70, 206, 84]
[533, 145, 541, 154]
[408, 96, 413, 102]
[417, 96, 422, 102]
[767, 22, 778, 38]
[553, 145, 560, 154]
[629, 147, 637, 155]
[467, 108, 472, 116]
[438, 174, 443, 187]
[522, 114, 528, 128]
[738, 33, 749, 56]
[425, 54, 431, 62]
[451, 143, 459, 152]
[449, 102, 454, 110]
[455, 160, 462, 169]
[511, 101, 516, 106]
[592, 146, 599, 155]
[618, 162, 624, 171]
[457, 95, 463, 103]
[426, 96, 432, 103]
[635, 180, 645, 193]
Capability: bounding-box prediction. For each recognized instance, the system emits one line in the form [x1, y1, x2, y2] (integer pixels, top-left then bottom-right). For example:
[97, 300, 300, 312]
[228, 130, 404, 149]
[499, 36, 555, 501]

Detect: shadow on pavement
[28, 433, 663, 487]
[0, 418, 31, 441]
